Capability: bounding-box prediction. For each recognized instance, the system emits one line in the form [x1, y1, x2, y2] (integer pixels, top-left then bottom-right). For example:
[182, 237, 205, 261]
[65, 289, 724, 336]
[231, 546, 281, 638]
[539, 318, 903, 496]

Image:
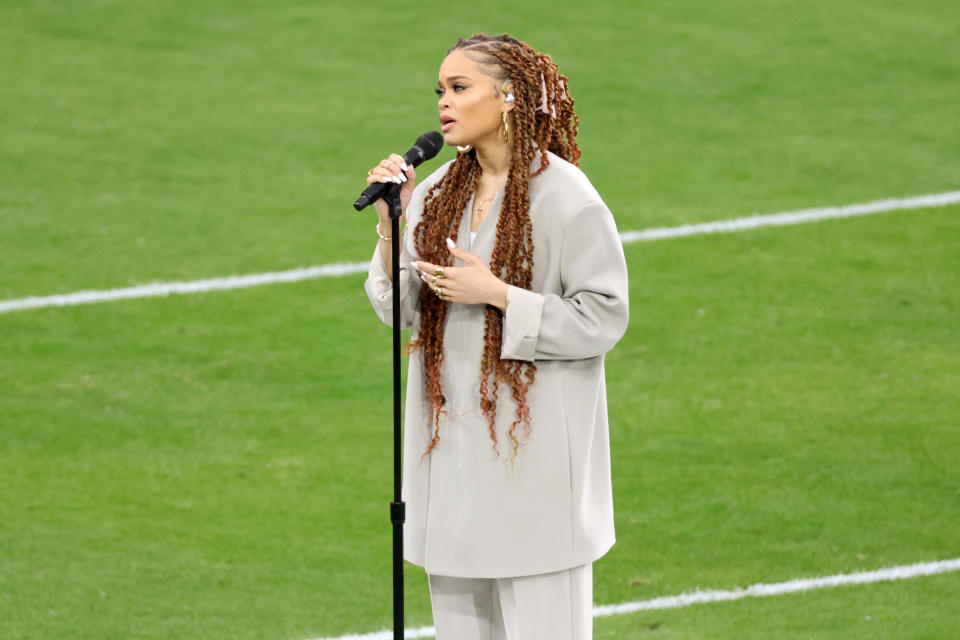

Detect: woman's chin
[443, 133, 471, 147]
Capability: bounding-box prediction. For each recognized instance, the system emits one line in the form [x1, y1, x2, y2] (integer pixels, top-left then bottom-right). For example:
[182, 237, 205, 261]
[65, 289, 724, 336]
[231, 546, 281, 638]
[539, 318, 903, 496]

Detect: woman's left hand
[415, 238, 508, 311]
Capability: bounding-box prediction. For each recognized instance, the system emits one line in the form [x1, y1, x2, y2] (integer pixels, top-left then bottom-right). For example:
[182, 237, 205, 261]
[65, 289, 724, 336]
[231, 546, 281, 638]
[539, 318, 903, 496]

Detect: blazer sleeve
[500, 198, 629, 361]
[364, 207, 423, 330]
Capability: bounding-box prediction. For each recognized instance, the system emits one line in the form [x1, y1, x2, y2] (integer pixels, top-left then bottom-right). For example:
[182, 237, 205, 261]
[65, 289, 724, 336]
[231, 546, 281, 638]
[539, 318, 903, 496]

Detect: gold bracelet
[376, 220, 406, 241]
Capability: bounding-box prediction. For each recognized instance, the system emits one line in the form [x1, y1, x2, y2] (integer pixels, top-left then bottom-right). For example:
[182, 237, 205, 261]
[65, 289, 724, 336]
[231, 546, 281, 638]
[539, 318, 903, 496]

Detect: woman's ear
[501, 83, 516, 112]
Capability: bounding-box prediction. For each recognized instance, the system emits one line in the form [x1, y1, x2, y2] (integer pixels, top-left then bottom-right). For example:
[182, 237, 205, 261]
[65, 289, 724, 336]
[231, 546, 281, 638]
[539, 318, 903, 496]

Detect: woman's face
[436, 50, 511, 149]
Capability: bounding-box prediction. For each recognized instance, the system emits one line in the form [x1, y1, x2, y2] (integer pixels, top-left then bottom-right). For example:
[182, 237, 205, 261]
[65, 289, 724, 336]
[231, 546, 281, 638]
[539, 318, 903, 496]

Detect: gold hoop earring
[456, 145, 473, 154]
[501, 112, 509, 143]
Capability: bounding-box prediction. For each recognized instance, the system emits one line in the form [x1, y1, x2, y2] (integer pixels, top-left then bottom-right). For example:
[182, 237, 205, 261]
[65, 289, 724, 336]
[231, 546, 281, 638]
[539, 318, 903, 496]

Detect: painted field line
[617, 190, 960, 242]
[0, 262, 370, 314]
[2, 190, 958, 315]
[309, 558, 960, 640]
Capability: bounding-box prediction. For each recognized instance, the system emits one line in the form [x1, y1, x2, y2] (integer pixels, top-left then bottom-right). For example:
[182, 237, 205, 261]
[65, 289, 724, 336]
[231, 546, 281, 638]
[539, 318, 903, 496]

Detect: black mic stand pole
[385, 181, 406, 640]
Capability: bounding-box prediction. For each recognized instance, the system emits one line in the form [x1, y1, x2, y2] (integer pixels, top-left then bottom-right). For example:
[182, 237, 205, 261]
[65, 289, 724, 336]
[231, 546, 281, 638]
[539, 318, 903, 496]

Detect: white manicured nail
[401, 162, 409, 171]
[446, 237, 455, 249]
[393, 176, 402, 184]
[398, 173, 407, 182]
[410, 262, 420, 273]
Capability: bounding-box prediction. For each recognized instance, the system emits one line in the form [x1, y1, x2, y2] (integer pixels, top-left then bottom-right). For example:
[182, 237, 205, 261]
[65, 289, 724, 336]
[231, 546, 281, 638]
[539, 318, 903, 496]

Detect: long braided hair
[410, 34, 580, 462]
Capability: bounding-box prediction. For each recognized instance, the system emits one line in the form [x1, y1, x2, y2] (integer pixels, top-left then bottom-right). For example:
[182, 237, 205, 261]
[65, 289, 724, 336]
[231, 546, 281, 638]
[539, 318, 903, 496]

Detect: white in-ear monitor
[504, 92, 515, 103]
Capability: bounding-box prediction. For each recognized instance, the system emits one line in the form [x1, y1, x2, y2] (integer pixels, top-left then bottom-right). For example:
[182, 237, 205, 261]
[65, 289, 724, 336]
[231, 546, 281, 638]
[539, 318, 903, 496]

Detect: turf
[2, 0, 958, 297]
[1, 1, 958, 638]
[595, 571, 960, 639]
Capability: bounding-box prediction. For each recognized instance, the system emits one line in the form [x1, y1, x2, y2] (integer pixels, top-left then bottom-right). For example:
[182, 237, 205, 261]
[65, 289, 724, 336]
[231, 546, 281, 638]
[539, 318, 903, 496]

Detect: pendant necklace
[473, 178, 507, 225]
[475, 193, 494, 217]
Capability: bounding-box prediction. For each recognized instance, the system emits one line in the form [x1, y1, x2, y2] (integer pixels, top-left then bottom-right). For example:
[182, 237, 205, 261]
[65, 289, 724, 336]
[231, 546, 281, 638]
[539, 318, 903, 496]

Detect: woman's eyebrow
[438, 74, 472, 85]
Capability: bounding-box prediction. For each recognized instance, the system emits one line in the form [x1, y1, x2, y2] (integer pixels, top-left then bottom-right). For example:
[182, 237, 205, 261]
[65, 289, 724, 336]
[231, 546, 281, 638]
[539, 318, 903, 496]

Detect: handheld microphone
[353, 131, 444, 211]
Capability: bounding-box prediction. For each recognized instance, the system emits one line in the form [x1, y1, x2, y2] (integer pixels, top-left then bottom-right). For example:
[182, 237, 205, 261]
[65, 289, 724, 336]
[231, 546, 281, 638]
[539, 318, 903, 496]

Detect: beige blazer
[365, 151, 629, 578]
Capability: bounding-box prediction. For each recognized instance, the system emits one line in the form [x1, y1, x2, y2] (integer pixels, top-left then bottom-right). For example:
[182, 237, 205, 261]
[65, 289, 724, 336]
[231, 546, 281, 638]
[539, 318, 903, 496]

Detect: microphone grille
[414, 131, 444, 162]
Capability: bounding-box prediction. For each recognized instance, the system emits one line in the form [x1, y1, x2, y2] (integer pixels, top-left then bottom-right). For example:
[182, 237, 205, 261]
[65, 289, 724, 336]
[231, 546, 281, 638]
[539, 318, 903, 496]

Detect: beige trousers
[427, 563, 593, 640]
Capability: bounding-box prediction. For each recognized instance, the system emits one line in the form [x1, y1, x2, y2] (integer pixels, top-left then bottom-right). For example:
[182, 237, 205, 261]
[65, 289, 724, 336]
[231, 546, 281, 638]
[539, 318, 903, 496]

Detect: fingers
[445, 237, 482, 265]
[414, 261, 450, 287]
[386, 154, 408, 183]
[414, 242, 480, 278]
[366, 153, 413, 185]
[413, 261, 444, 278]
[413, 243, 500, 306]
[417, 268, 454, 300]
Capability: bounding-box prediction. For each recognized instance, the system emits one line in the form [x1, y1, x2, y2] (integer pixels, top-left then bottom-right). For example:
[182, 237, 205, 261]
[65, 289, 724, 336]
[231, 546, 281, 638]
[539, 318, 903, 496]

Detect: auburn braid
[409, 34, 580, 463]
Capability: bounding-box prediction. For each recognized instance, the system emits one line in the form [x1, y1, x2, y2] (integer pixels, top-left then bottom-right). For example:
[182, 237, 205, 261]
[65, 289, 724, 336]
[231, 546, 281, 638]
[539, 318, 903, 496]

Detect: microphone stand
[385, 182, 406, 640]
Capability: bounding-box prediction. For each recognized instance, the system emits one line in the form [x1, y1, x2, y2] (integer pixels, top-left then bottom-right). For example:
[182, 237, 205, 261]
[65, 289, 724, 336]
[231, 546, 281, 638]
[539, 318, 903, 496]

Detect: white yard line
[309, 557, 960, 640]
[616, 190, 960, 242]
[0, 263, 370, 314]
[1, 190, 958, 315]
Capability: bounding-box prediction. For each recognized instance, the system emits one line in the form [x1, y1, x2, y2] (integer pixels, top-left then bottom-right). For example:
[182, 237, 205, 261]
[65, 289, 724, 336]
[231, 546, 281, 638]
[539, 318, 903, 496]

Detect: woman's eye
[435, 84, 468, 98]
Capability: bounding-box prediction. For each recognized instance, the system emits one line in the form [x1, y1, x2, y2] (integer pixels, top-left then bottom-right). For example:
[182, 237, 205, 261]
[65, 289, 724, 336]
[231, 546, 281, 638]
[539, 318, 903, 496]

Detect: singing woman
[364, 33, 629, 639]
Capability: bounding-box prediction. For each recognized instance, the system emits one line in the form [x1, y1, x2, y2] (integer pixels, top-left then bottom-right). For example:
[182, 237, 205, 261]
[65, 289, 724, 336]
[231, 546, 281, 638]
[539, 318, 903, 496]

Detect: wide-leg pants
[427, 563, 593, 640]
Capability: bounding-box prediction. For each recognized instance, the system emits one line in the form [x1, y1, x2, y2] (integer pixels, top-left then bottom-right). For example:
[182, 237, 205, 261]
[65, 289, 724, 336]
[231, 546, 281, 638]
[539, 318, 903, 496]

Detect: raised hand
[366, 153, 417, 224]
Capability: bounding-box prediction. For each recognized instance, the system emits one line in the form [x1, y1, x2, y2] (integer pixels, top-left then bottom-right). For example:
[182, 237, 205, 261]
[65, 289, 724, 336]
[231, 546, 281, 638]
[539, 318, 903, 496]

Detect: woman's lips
[440, 119, 456, 132]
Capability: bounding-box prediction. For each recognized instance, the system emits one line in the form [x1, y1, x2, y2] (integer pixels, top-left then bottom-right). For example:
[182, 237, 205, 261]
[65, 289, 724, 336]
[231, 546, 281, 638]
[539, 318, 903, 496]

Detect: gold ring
[367, 169, 375, 177]
[432, 275, 438, 286]
[435, 267, 445, 278]
[436, 287, 445, 299]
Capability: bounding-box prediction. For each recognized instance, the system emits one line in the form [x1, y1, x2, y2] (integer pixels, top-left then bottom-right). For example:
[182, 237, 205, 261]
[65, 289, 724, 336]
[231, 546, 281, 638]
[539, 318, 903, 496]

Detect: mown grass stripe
[2, 190, 957, 315]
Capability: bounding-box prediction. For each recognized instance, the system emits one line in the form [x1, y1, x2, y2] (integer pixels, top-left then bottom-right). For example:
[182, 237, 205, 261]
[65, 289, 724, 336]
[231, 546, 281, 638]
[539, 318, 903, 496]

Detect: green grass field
[1, 1, 958, 638]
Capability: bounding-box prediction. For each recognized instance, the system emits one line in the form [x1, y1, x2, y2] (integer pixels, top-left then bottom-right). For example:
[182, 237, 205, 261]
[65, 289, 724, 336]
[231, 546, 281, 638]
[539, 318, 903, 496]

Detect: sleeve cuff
[500, 285, 545, 361]
[365, 242, 392, 301]
[364, 237, 418, 327]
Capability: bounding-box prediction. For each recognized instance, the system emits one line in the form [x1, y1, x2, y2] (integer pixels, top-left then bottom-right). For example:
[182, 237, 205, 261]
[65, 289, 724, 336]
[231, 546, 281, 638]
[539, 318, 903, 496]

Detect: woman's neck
[474, 138, 512, 181]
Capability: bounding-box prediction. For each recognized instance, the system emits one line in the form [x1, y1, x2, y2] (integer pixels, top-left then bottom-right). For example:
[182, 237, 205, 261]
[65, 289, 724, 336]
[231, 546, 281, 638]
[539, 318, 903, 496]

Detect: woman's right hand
[367, 153, 418, 226]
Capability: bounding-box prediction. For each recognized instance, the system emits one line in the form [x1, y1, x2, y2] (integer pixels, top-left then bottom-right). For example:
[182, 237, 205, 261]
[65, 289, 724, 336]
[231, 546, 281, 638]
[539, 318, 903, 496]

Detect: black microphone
[353, 131, 444, 211]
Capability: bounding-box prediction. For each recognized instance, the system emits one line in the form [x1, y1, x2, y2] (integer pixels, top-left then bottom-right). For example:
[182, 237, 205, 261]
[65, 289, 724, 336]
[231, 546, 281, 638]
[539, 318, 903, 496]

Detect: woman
[364, 33, 629, 640]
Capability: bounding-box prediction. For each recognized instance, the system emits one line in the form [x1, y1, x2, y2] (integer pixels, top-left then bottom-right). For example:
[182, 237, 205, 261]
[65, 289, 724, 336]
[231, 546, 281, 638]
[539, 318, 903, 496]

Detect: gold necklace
[474, 193, 495, 216]
[473, 179, 507, 220]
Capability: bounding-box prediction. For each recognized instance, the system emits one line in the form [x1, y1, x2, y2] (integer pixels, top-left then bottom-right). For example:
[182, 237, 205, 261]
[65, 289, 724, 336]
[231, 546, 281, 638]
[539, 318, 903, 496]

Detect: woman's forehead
[438, 50, 495, 83]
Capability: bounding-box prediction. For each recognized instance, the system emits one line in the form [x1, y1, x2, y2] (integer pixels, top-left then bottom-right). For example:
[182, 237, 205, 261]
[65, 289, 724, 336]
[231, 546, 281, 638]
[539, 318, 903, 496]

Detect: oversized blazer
[365, 151, 629, 578]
